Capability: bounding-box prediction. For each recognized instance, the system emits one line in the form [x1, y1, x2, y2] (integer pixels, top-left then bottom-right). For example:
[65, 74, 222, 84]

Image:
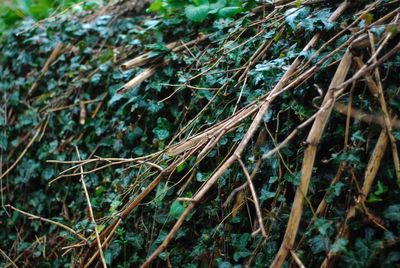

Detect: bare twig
[6, 204, 87, 242]
[75, 147, 107, 268]
[28, 43, 65, 96]
[290, 250, 305, 268]
[0, 122, 44, 181]
[368, 30, 400, 182]
[334, 102, 400, 129]
[118, 65, 160, 93]
[0, 247, 19, 268]
[237, 158, 267, 237]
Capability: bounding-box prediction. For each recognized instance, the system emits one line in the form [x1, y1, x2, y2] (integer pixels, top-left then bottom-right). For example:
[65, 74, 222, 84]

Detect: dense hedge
[1, 1, 400, 267]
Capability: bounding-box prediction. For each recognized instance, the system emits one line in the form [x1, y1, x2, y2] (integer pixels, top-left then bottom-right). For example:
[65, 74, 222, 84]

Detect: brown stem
[270, 49, 352, 268]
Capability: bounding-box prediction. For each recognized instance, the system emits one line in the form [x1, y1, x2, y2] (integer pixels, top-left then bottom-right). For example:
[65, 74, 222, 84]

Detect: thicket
[1, 0, 400, 267]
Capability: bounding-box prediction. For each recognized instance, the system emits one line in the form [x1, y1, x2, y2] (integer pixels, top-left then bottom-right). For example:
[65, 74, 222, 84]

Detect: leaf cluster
[149, 0, 256, 22]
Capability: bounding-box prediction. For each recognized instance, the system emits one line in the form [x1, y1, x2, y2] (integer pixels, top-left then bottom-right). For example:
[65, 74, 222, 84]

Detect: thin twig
[0, 248, 19, 268]
[237, 158, 267, 237]
[6, 205, 87, 242]
[368, 29, 400, 182]
[28, 42, 65, 96]
[290, 250, 305, 268]
[75, 147, 107, 268]
[0, 123, 43, 181]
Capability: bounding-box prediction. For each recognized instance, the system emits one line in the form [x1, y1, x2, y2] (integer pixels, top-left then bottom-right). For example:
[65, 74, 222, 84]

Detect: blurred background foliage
[0, 0, 103, 36]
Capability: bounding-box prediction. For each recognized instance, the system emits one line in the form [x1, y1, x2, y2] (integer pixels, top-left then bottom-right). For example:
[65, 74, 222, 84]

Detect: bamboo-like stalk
[320, 129, 389, 268]
[368, 30, 400, 183]
[121, 35, 209, 70]
[28, 42, 65, 96]
[333, 102, 400, 129]
[121, 42, 179, 70]
[117, 66, 158, 93]
[270, 49, 352, 268]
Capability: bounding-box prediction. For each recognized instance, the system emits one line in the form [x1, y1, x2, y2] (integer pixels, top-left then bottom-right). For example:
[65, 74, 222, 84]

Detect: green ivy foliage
[148, 0, 256, 22]
[1, 1, 400, 267]
[0, 0, 104, 38]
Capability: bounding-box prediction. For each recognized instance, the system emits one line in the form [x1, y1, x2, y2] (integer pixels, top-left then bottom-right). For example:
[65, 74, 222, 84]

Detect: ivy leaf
[109, 200, 121, 213]
[260, 188, 275, 202]
[148, 0, 163, 12]
[233, 249, 251, 261]
[218, 262, 232, 268]
[284, 7, 310, 30]
[367, 193, 383, 203]
[384, 204, 400, 223]
[154, 183, 167, 206]
[209, 0, 226, 14]
[176, 161, 188, 173]
[374, 180, 388, 195]
[153, 128, 170, 140]
[295, 0, 303, 8]
[308, 235, 327, 254]
[0, 133, 7, 150]
[108, 93, 124, 106]
[145, 43, 171, 52]
[185, 4, 210, 22]
[218, 7, 243, 18]
[196, 171, 210, 182]
[193, 0, 209, 5]
[351, 130, 366, 143]
[299, 10, 334, 32]
[331, 238, 348, 254]
[169, 201, 185, 220]
[370, 25, 385, 37]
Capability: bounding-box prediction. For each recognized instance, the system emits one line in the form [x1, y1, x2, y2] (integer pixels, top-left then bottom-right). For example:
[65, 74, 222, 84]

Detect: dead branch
[270, 48, 352, 268]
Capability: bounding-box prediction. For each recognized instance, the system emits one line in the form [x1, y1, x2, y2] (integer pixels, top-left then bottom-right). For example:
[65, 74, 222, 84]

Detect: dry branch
[75, 147, 107, 268]
[117, 66, 159, 94]
[320, 129, 389, 267]
[270, 48, 352, 267]
[0, 123, 44, 182]
[6, 204, 87, 242]
[0, 248, 18, 268]
[334, 102, 400, 129]
[121, 35, 209, 70]
[368, 30, 400, 183]
[28, 42, 65, 96]
[238, 158, 267, 237]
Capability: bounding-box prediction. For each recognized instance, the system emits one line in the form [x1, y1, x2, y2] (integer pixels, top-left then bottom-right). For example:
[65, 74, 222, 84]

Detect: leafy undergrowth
[1, 0, 400, 267]
[0, 0, 101, 40]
